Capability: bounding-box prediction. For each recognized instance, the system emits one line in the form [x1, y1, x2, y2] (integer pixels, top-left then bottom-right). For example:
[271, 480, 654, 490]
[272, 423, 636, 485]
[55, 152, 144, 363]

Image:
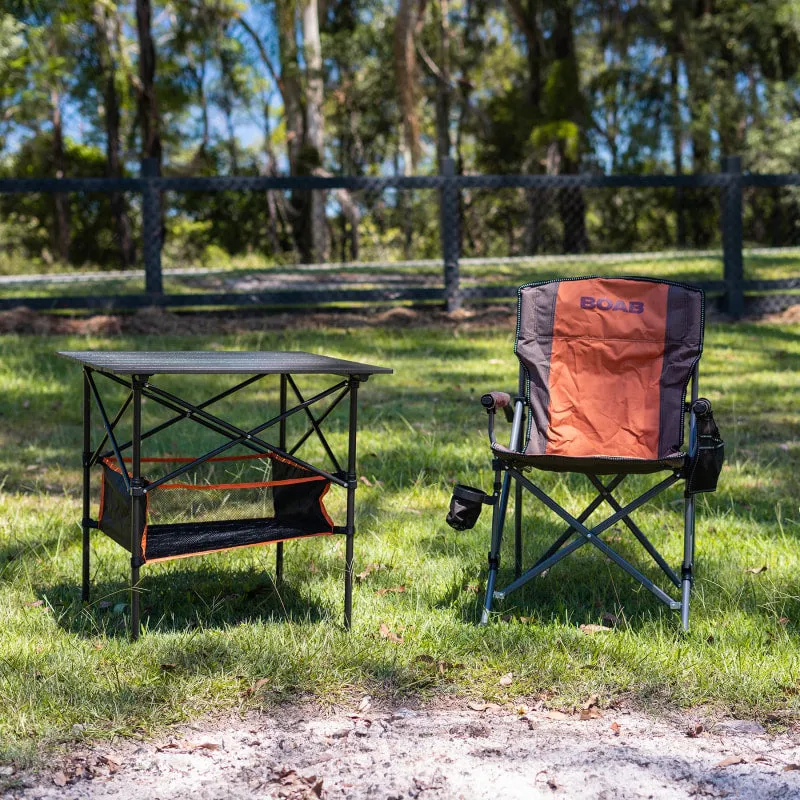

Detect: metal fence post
[140, 157, 163, 296]
[439, 156, 461, 312]
[721, 155, 744, 318]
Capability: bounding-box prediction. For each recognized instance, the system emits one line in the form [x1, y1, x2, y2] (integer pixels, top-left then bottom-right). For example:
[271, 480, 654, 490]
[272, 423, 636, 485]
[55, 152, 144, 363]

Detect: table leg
[276, 374, 287, 584]
[81, 368, 91, 602]
[130, 375, 145, 641]
[344, 376, 359, 630]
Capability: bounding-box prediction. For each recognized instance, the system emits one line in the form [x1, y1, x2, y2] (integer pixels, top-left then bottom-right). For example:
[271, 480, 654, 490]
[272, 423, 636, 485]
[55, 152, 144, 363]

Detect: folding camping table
[58, 350, 392, 639]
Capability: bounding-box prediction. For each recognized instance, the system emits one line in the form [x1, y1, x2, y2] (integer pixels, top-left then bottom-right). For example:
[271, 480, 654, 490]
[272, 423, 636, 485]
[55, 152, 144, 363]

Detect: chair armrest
[480, 391, 520, 446]
[480, 392, 514, 422]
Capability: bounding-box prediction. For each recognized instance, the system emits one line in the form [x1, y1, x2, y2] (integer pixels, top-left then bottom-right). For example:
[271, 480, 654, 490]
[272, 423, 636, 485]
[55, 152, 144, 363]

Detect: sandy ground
[4, 701, 800, 800]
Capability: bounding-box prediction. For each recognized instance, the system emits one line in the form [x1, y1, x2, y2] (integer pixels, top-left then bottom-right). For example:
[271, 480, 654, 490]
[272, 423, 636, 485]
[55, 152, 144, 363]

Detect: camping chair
[447, 277, 723, 631]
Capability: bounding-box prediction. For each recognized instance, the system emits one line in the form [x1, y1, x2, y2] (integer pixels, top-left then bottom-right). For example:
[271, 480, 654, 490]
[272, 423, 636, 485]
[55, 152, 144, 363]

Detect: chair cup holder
[446, 484, 492, 531]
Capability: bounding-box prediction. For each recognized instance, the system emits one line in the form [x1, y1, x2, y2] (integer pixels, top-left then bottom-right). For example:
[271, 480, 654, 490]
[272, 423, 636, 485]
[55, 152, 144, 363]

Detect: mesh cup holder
[446, 484, 492, 531]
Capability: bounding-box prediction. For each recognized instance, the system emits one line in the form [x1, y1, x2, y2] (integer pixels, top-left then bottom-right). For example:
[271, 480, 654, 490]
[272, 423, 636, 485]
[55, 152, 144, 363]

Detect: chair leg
[681, 490, 696, 632]
[514, 479, 523, 579]
[481, 469, 511, 625]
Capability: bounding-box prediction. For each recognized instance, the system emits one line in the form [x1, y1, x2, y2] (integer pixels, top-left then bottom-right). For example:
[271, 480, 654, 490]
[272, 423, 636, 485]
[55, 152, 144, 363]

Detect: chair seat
[491, 442, 685, 475]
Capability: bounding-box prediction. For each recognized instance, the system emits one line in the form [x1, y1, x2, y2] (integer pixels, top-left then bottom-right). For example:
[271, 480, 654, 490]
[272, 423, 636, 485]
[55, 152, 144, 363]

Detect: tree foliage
[0, 0, 798, 266]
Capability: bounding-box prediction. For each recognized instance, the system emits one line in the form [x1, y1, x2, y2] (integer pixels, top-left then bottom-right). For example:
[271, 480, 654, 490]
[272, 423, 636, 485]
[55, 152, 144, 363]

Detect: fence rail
[0, 155, 798, 317]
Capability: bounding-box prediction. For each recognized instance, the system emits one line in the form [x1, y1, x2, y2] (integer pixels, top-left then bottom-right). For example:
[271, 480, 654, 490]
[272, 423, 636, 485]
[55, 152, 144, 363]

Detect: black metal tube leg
[682, 367, 699, 632]
[682, 491, 695, 632]
[81, 368, 91, 602]
[481, 469, 511, 625]
[344, 377, 359, 630]
[276, 374, 287, 584]
[130, 375, 145, 641]
[514, 478, 523, 579]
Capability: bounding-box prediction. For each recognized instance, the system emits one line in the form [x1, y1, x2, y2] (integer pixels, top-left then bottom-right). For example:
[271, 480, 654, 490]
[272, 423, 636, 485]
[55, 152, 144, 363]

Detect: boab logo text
[580, 296, 644, 314]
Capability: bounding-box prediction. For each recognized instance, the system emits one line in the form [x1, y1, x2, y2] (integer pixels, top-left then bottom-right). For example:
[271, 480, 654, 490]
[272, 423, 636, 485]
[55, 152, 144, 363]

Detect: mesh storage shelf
[98, 452, 334, 563]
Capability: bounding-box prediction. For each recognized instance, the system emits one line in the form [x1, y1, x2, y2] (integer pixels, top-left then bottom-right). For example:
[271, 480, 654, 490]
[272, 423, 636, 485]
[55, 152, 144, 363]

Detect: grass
[0, 315, 799, 767]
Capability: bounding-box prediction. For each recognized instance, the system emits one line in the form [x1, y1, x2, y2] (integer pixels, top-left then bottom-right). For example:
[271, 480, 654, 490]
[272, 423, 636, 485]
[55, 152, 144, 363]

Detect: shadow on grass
[39, 563, 331, 638]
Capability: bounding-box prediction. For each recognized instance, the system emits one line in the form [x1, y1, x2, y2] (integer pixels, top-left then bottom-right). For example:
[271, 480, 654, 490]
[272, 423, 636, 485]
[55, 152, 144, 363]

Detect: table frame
[70, 354, 388, 639]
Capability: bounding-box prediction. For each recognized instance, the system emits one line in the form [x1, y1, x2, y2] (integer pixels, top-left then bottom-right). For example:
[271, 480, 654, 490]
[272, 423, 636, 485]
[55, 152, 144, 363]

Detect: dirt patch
[4, 701, 800, 799]
[0, 305, 518, 337]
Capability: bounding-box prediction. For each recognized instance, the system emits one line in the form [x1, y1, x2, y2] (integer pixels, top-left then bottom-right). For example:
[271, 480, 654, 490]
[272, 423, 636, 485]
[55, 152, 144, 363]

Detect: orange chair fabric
[508, 277, 703, 473]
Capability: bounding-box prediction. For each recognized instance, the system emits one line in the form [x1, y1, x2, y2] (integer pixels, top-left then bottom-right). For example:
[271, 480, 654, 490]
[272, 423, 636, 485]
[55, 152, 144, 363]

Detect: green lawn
[0, 316, 799, 767]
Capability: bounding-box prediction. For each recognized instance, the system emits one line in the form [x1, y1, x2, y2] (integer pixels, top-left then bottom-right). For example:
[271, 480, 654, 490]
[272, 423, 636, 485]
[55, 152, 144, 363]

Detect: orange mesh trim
[546, 279, 668, 460]
[140, 494, 149, 562]
[143, 531, 331, 564]
[318, 480, 334, 529]
[158, 476, 326, 491]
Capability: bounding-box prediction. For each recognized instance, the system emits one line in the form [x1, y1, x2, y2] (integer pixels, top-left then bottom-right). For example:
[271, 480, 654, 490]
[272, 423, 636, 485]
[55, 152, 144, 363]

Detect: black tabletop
[57, 350, 393, 376]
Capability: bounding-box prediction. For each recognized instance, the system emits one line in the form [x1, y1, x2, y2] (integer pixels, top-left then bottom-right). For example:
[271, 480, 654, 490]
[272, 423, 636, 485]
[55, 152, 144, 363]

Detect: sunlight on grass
[0, 316, 798, 763]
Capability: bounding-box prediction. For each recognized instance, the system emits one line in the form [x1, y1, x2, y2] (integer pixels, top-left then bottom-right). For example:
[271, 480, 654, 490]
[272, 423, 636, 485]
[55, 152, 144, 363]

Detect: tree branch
[235, 13, 283, 102]
[505, 0, 535, 44]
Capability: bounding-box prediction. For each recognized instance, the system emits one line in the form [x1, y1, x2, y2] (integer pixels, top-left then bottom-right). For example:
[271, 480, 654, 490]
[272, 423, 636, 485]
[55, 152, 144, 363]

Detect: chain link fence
[0, 158, 798, 317]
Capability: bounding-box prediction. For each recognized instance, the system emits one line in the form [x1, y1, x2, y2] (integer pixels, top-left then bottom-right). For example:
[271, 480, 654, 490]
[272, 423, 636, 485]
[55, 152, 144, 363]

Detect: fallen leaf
[783, 764, 800, 771]
[745, 565, 768, 574]
[610, 721, 621, 735]
[468, 701, 502, 712]
[188, 741, 220, 751]
[546, 710, 569, 720]
[580, 624, 613, 635]
[243, 677, 269, 697]
[582, 694, 599, 710]
[356, 563, 389, 581]
[52, 772, 68, 787]
[516, 705, 530, 716]
[374, 585, 406, 596]
[379, 623, 403, 643]
[99, 755, 120, 773]
[579, 708, 603, 720]
[687, 723, 704, 738]
[715, 756, 746, 768]
[498, 672, 513, 687]
[26, 600, 43, 608]
[160, 663, 177, 671]
[357, 695, 371, 713]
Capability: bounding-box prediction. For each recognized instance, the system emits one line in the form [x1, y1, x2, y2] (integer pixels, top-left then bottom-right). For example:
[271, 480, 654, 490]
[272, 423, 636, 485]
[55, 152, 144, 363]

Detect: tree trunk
[277, 0, 312, 261]
[434, 0, 452, 165]
[135, 0, 161, 163]
[393, 0, 420, 171]
[94, 1, 134, 266]
[551, 3, 587, 254]
[50, 88, 70, 263]
[507, 0, 544, 254]
[303, 0, 328, 261]
[669, 49, 686, 248]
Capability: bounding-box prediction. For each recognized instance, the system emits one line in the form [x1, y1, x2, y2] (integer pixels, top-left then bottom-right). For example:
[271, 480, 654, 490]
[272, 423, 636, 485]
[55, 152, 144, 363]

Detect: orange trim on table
[142, 530, 332, 564]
